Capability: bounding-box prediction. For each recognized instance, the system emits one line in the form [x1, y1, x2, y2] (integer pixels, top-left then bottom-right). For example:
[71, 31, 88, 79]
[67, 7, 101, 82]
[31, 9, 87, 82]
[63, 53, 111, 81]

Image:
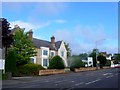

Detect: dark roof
[33, 38, 62, 50]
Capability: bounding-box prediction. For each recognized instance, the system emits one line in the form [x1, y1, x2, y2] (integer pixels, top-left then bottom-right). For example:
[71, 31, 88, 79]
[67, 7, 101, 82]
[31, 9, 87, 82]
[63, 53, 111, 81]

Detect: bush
[70, 58, 85, 71]
[5, 49, 17, 74]
[48, 55, 65, 69]
[18, 63, 45, 75]
[105, 60, 111, 66]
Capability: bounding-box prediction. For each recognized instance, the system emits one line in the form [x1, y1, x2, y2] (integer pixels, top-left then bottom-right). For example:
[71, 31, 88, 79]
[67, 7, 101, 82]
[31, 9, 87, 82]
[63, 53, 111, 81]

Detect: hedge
[18, 63, 45, 75]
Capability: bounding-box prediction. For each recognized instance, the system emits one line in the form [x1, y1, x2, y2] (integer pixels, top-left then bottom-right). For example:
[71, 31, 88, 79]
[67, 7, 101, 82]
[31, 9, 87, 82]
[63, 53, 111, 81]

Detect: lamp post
[95, 39, 106, 70]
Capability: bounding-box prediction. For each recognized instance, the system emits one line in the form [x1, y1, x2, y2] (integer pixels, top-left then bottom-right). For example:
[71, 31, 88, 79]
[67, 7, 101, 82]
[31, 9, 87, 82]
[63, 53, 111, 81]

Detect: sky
[2, 2, 118, 55]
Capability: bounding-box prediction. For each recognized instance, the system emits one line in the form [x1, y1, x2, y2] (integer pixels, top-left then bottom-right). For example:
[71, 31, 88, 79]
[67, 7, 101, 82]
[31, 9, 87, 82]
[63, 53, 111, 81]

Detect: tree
[113, 54, 120, 64]
[12, 27, 36, 66]
[48, 55, 65, 69]
[0, 18, 13, 55]
[97, 54, 107, 68]
[89, 49, 99, 67]
[64, 42, 71, 58]
[79, 53, 88, 60]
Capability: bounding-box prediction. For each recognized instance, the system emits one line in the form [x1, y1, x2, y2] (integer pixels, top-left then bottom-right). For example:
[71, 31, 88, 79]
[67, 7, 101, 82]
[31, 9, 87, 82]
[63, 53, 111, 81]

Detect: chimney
[28, 29, 33, 40]
[51, 36, 55, 47]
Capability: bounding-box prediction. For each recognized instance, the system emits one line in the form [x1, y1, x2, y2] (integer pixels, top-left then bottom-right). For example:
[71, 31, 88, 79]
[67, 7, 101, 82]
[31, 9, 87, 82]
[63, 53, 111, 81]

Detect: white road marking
[106, 75, 113, 78]
[75, 82, 84, 86]
[54, 80, 67, 83]
[71, 81, 75, 83]
[85, 79, 101, 85]
[66, 87, 74, 90]
[103, 73, 112, 76]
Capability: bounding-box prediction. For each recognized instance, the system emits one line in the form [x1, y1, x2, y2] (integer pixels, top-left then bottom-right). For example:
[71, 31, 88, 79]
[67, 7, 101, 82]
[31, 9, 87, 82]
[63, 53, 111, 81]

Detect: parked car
[114, 64, 120, 68]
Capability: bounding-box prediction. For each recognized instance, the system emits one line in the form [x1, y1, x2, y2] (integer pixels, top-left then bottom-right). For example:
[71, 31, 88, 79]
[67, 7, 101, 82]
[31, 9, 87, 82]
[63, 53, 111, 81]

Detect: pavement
[2, 68, 120, 90]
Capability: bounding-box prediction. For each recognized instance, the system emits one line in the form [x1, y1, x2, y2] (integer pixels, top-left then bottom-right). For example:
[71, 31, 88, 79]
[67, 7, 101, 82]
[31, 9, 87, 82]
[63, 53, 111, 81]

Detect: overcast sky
[2, 2, 118, 55]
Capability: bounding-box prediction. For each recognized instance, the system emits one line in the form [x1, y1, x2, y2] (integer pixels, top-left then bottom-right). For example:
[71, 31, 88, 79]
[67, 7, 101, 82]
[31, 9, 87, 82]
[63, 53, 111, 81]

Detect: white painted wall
[58, 41, 68, 67]
[87, 57, 93, 67]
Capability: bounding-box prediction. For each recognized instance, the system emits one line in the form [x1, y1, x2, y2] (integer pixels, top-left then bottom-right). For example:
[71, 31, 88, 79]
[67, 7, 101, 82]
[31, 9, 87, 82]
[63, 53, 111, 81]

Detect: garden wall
[39, 69, 65, 75]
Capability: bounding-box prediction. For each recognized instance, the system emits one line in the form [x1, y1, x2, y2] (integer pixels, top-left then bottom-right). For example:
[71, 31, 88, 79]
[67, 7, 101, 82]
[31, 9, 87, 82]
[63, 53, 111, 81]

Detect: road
[2, 68, 120, 90]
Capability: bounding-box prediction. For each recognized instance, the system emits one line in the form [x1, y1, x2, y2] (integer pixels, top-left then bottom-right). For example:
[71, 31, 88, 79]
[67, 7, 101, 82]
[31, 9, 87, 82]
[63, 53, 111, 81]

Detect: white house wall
[58, 41, 68, 66]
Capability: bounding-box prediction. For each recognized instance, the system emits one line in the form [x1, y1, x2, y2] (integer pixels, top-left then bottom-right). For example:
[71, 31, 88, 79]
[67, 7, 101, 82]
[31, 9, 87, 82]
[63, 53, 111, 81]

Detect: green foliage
[64, 42, 71, 58]
[105, 60, 111, 66]
[97, 54, 107, 68]
[5, 49, 17, 73]
[12, 28, 36, 66]
[70, 57, 85, 71]
[0, 18, 13, 48]
[113, 54, 120, 64]
[79, 53, 88, 60]
[18, 63, 45, 75]
[48, 55, 65, 69]
[2, 73, 8, 80]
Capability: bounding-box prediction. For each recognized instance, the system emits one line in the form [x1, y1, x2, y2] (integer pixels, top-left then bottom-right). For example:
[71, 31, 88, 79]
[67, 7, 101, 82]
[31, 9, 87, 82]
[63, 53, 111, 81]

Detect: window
[51, 52, 54, 57]
[61, 51, 64, 57]
[43, 50, 48, 55]
[43, 59, 48, 66]
[31, 58, 34, 63]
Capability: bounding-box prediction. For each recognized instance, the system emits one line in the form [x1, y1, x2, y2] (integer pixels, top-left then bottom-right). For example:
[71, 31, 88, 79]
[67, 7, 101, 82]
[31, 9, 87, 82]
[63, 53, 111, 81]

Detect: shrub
[48, 55, 65, 69]
[70, 58, 85, 71]
[105, 60, 111, 66]
[5, 49, 17, 74]
[18, 63, 45, 75]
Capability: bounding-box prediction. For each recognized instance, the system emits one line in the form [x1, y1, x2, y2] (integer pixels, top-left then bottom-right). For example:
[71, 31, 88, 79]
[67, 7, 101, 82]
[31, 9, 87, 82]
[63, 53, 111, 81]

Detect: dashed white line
[106, 75, 113, 78]
[54, 80, 67, 84]
[71, 81, 75, 83]
[85, 79, 101, 85]
[75, 82, 84, 86]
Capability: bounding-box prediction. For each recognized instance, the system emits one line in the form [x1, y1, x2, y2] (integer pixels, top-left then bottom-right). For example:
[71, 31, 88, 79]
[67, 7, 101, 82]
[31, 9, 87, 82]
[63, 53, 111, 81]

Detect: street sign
[0, 59, 5, 70]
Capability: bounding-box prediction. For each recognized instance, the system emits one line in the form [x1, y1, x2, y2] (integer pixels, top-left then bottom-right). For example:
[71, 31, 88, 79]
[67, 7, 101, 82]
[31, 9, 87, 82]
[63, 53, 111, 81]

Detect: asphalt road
[2, 68, 120, 90]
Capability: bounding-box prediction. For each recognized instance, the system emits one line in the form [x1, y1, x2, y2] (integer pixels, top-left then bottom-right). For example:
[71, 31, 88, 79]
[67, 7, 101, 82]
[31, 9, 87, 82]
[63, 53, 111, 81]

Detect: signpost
[0, 59, 5, 70]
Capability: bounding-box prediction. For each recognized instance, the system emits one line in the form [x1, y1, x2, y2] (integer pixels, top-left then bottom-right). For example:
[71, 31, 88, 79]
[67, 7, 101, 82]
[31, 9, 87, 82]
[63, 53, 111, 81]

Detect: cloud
[75, 25, 106, 44]
[53, 25, 117, 54]
[54, 19, 67, 24]
[31, 2, 68, 16]
[10, 20, 50, 31]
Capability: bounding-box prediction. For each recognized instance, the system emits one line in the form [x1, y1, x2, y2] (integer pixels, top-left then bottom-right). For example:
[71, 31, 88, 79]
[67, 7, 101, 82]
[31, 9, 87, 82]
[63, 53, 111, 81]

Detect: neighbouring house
[82, 57, 93, 67]
[28, 30, 68, 68]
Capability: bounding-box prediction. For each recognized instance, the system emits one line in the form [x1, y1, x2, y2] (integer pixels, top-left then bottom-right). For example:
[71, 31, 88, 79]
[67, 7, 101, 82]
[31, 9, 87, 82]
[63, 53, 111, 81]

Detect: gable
[58, 41, 67, 52]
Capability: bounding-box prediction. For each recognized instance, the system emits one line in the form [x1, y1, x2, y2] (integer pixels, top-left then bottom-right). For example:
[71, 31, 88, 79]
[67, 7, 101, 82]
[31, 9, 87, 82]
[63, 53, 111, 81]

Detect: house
[28, 30, 68, 68]
[82, 57, 93, 67]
